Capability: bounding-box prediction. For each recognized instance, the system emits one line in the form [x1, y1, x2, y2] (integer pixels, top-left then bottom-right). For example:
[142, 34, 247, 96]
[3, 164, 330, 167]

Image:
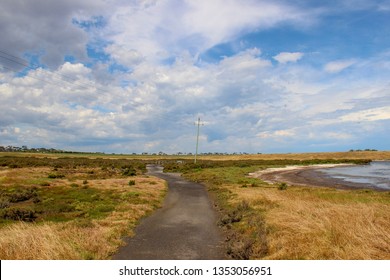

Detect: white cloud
[103, 0, 314, 62]
[1, 1, 390, 153]
[218, 48, 271, 74]
[273, 52, 304, 64]
[258, 129, 296, 139]
[2, 45, 390, 153]
[324, 59, 356, 73]
[341, 107, 390, 122]
[105, 45, 144, 67]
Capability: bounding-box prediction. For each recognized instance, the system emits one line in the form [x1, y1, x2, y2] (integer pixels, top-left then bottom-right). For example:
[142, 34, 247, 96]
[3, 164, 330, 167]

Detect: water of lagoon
[319, 161, 390, 190]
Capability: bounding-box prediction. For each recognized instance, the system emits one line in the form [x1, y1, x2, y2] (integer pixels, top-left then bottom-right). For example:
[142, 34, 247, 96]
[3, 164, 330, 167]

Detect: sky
[0, 0, 390, 154]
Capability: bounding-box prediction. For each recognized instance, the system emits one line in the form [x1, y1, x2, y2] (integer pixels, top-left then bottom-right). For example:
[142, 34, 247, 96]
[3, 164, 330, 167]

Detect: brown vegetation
[231, 185, 390, 259]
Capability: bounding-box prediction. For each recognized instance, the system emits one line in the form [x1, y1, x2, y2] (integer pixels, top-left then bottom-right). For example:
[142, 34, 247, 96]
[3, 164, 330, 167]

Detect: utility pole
[194, 117, 204, 164]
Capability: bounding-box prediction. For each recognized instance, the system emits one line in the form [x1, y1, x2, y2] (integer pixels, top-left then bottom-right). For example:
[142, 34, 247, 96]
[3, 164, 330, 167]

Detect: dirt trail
[112, 164, 225, 260]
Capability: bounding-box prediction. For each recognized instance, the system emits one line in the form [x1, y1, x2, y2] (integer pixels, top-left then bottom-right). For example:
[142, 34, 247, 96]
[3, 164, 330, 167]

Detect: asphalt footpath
[112, 164, 226, 260]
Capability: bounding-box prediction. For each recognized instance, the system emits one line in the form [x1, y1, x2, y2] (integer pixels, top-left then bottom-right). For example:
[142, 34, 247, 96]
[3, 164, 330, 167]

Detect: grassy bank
[0, 156, 166, 259]
[166, 159, 390, 260]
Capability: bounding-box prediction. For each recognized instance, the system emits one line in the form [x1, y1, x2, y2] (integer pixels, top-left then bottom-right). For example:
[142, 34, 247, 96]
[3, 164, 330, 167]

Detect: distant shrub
[95, 204, 114, 213]
[0, 198, 10, 209]
[48, 173, 65, 179]
[278, 182, 288, 190]
[83, 180, 88, 185]
[8, 188, 38, 202]
[128, 180, 136, 186]
[122, 167, 136, 176]
[2, 208, 37, 222]
[219, 201, 250, 226]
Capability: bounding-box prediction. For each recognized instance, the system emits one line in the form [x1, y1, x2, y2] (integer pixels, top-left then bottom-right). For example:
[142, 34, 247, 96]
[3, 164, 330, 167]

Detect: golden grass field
[227, 183, 390, 259]
[0, 160, 166, 260]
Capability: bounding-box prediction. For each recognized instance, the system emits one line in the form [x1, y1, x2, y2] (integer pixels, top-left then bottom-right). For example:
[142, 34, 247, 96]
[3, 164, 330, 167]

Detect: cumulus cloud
[105, 45, 144, 67]
[273, 52, 304, 64]
[3, 46, 390, 153]
[1, 1, 390, 153]
[324, 59, 356, 73]
[102, 0, 313, 63]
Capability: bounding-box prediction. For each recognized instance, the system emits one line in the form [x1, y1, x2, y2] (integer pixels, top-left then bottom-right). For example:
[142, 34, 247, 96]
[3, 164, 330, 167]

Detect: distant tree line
[0, 146, 262, 156]
[0, 145, 95, 154]
[349, 149, 378, 152]
[1, 145, 380, 155]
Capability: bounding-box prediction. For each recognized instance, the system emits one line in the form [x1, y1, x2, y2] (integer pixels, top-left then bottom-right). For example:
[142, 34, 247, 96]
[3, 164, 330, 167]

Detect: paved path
[112, 164, 226, 260]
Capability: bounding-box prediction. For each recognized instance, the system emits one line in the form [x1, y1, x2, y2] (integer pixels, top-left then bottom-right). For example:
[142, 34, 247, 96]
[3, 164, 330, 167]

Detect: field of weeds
[0, 156, 166, 259]
[167, 156, 390, 260]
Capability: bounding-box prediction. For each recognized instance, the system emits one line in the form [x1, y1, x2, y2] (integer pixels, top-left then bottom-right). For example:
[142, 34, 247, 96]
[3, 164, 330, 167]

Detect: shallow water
[320, 161, 390, 190]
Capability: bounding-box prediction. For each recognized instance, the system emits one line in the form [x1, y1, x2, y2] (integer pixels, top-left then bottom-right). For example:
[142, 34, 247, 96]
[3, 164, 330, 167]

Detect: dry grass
[0, 166, 167, 259]
[0, 202, 161, 259]
[228, 185, 390, 259]
[266, 200, 390, 259]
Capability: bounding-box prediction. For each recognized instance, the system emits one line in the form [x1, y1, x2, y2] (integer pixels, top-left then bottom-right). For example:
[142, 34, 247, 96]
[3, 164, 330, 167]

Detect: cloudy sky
[1, 0, 389, 154]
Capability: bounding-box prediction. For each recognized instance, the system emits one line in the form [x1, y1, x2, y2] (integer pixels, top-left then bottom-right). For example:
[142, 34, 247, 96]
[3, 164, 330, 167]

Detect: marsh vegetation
[1, 151, 389, 260]
[0, 156, 166, 259]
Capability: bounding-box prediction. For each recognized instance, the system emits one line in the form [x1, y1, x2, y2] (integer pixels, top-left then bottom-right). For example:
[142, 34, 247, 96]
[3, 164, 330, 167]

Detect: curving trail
[112, 164, 225, 260]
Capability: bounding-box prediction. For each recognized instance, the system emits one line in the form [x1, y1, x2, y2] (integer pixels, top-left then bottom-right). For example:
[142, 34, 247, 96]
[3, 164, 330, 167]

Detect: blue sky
[0, 0, 389, 154]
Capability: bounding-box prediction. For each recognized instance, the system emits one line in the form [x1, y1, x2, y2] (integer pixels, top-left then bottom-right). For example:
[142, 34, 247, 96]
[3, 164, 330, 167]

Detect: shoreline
[249, 164, 386, 191]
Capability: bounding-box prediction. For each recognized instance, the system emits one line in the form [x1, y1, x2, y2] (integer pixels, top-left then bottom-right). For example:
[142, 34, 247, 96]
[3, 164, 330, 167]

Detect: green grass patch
[0, 184, 144, 224]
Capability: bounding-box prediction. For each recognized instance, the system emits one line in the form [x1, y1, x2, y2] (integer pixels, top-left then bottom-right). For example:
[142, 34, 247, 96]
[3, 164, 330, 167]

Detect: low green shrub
[8, 188, 38, 202]
[278, 182, 288, 190]
[122, 168, 136, 176]
[48, 173, 65, 179]
[2, 208, 37, 222]
[0, 198, 10, 209]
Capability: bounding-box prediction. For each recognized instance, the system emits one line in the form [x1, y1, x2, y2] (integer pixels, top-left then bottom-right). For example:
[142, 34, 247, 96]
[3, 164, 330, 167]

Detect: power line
[0, 49, 107, 94]
[0, 64, 77, 90]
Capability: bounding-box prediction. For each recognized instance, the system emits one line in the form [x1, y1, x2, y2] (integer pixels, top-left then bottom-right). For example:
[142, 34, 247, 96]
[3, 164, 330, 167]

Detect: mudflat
[113, 165, 226, 260]
[250, 165, 386, 191]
